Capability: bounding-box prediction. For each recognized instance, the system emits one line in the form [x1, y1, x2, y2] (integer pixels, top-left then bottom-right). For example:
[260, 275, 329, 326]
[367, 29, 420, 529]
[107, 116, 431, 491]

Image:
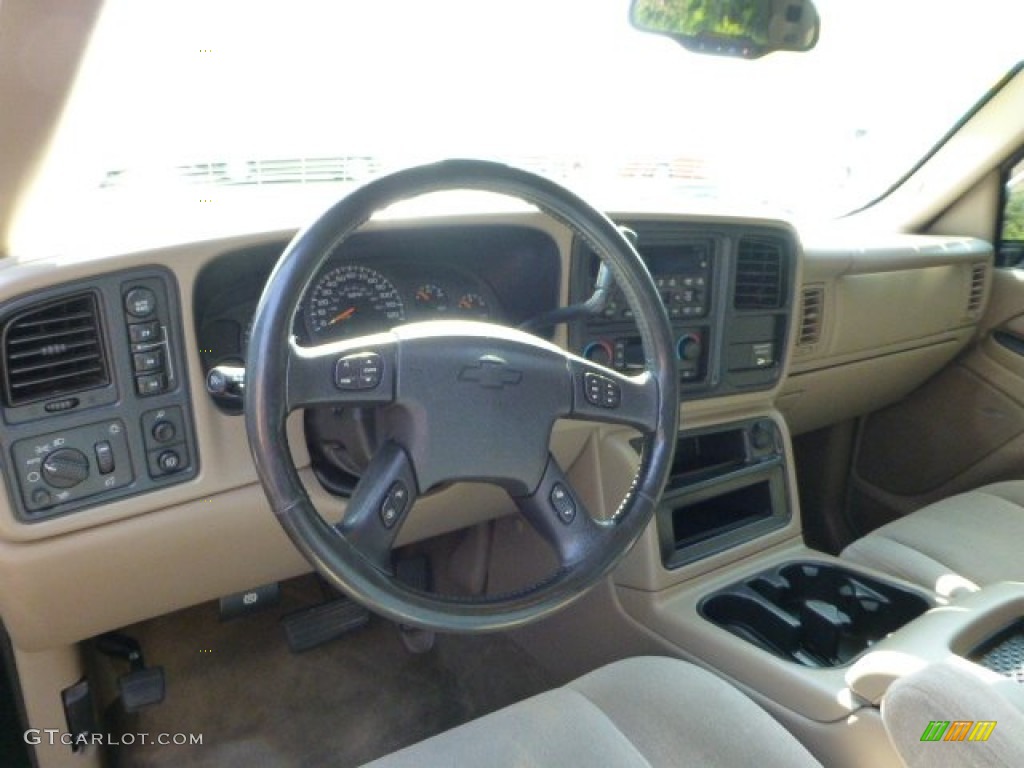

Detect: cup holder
[700, 562, 932, 667]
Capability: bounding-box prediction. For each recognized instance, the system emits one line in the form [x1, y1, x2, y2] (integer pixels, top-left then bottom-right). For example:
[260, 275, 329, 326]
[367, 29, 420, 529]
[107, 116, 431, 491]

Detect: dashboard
[0, 207, 993, 657]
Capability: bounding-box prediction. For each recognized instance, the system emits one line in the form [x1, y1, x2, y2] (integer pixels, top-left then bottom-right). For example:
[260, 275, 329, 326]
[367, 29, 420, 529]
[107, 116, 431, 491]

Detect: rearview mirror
[630, 0, 820, 59]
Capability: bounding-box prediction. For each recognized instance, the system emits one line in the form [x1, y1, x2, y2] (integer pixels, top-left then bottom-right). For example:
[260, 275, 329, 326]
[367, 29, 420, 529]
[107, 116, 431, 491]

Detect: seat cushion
[882, 659, 1024, 768]
[364, 656, 821, 767]
[841, 481, 1024, 596]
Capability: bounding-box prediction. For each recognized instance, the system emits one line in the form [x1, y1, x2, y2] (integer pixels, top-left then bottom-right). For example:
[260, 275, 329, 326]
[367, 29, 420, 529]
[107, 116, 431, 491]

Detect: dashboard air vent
[734, 237, 784, 310]
[798, 285, 825, 347]
[2, 293, 110, 407]
[967, 264, 986, 315]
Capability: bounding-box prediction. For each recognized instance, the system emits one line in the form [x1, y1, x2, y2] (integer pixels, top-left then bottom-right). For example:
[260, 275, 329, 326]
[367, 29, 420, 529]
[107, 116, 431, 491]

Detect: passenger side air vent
[2, 293, 110, 407]
[798, 284, 825, 347]
[734, 237, 784, 310]
[967, 263, 986, 316]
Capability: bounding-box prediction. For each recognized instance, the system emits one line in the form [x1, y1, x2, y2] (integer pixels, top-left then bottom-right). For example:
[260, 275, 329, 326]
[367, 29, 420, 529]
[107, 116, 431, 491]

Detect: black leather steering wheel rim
[246, 159, 679, 632]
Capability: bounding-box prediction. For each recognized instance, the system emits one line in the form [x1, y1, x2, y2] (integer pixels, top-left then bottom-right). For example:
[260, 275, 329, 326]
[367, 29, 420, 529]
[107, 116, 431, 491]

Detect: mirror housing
[630, 0, 820, 59]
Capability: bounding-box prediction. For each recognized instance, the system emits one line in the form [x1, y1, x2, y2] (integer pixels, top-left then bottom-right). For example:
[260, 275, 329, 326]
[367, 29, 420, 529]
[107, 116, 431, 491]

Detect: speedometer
[305, 265, 405, 339]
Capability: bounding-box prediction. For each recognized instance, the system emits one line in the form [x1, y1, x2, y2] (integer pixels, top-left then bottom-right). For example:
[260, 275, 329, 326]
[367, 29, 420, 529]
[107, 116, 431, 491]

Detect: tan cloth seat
[882, 659, 1024, 768]
[365, 656, 821, 767]
[841, 481, 1024, 597]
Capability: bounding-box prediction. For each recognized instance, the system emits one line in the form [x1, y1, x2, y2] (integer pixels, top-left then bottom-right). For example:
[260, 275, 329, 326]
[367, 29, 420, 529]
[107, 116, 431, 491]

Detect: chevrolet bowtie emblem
[458, 356, 523, 389]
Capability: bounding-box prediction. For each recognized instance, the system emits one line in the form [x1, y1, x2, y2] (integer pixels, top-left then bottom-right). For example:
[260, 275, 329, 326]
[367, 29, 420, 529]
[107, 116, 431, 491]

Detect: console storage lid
[846, 582, 1024, 709]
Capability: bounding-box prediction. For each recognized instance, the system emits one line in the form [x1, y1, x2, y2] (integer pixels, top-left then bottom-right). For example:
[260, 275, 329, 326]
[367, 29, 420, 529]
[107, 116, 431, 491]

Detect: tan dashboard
[0, 211, 992, 653]
[779, 233, 992, 435]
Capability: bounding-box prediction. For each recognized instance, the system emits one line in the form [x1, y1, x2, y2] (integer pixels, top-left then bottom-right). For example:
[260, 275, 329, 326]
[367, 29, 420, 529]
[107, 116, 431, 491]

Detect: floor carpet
[107, 576, 554, 767]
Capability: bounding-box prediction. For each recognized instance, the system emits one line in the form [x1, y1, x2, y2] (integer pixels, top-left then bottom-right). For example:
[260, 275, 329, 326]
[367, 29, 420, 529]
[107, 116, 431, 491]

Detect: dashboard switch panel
[12, 420, 133, 515]
[0, 267, 199, 522]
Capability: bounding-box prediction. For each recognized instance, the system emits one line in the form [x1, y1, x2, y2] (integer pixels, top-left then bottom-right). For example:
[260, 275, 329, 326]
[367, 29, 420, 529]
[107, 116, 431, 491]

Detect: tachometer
[305, 265, 405, 339]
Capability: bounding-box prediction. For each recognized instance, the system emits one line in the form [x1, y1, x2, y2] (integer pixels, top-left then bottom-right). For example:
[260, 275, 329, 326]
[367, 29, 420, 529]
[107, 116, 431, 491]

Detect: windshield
[12, 0, 1022, 253]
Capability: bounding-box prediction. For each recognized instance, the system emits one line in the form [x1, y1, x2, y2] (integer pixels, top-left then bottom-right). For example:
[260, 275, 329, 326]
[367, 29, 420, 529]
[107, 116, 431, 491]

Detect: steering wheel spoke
[286, 335, 397, 411]
[335, 441, 418, 573]
[568, 357, 661, 433]
[513, 454, 611, 568]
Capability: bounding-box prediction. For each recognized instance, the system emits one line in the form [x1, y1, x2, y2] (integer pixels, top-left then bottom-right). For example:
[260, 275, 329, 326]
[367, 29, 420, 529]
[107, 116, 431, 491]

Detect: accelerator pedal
[283, 597, 369, 653]
[396, 554, 436, 654]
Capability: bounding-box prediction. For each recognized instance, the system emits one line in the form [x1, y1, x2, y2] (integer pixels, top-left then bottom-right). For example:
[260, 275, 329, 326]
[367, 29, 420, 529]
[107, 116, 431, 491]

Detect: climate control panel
[581, 329, 708, 383]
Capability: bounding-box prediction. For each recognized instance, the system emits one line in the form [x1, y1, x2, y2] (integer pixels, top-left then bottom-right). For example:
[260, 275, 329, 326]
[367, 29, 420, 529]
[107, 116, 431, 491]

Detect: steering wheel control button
[335, 352, 383, 391]
[550, 483, 577, 524]
[128, 320, 160, 344]
[379, 481, 411, 529]
[583, 372, 621, 409]
[94, 441, 115, 474]
[42, 448, 90, 488]
[124, 287, 157, 318]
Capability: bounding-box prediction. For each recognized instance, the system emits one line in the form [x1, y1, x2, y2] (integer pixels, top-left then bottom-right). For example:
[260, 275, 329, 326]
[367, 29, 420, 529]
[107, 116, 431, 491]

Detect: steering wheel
[246, 159, 679, 632]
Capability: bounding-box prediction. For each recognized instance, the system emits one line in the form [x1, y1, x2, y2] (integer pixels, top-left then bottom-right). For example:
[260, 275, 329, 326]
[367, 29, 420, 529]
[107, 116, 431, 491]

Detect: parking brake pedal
[96, 633, 165, 712]
[283, 598, 369, 653]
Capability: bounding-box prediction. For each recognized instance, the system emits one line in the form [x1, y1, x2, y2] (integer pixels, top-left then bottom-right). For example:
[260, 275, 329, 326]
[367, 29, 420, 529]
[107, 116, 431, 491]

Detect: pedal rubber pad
[283, 599, 370, 653]
[119, 666, 165, 712]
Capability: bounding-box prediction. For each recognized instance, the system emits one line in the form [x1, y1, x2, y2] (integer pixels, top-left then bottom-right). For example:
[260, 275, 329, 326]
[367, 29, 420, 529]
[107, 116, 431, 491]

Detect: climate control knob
[41, 448, 90, 489]
[582, 340, 614, 367]
[676, 333, 702, 362]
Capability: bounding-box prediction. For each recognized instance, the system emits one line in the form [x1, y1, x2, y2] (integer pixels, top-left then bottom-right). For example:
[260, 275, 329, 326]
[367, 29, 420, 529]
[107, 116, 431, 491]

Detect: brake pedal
[283, 598, 369, 653]
[96, 633, 166, 712]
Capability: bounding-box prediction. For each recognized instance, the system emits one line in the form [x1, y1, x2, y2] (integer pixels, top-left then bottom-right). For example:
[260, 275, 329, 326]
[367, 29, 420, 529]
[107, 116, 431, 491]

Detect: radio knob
[582, 340, 614, 367]
[41, 447, 90, 488]
[676, 334, 702, 362]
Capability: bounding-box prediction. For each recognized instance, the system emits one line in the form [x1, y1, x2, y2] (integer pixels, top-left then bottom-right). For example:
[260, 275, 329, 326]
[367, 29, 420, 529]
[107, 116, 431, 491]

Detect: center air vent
[2, 293, 110, 408]
[734, 237, 784, 310]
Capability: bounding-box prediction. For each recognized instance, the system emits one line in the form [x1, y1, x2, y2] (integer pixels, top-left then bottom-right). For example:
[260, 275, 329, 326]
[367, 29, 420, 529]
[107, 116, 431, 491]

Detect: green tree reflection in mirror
[634, 0, 773, 45]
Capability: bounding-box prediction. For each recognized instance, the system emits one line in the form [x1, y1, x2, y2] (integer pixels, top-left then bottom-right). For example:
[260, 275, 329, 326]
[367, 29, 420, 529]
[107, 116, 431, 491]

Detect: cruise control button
[550, 483, 576, 524]
[124, 287, 157, 318]
[379, 480, 410, 529]
[335, 352, 383, 391]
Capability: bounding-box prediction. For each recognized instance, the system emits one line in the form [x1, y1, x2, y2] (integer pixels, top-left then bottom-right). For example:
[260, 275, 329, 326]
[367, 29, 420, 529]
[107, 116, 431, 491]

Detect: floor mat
[109, 577, 554, 767]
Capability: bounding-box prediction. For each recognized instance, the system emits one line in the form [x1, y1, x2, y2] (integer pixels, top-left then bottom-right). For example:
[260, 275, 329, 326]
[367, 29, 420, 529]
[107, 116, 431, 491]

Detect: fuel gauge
[413, 283, 449, 313]
[456, 292, 489, 318]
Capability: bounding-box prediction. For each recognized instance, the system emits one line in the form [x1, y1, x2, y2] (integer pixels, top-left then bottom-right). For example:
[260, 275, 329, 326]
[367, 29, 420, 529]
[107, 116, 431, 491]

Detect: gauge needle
[327, 307, 357, 325]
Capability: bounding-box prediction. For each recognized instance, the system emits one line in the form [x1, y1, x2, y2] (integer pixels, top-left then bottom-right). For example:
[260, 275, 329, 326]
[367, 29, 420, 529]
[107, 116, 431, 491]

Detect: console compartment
[657, 419, 790, 568]
[701, 562, 931, 667]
